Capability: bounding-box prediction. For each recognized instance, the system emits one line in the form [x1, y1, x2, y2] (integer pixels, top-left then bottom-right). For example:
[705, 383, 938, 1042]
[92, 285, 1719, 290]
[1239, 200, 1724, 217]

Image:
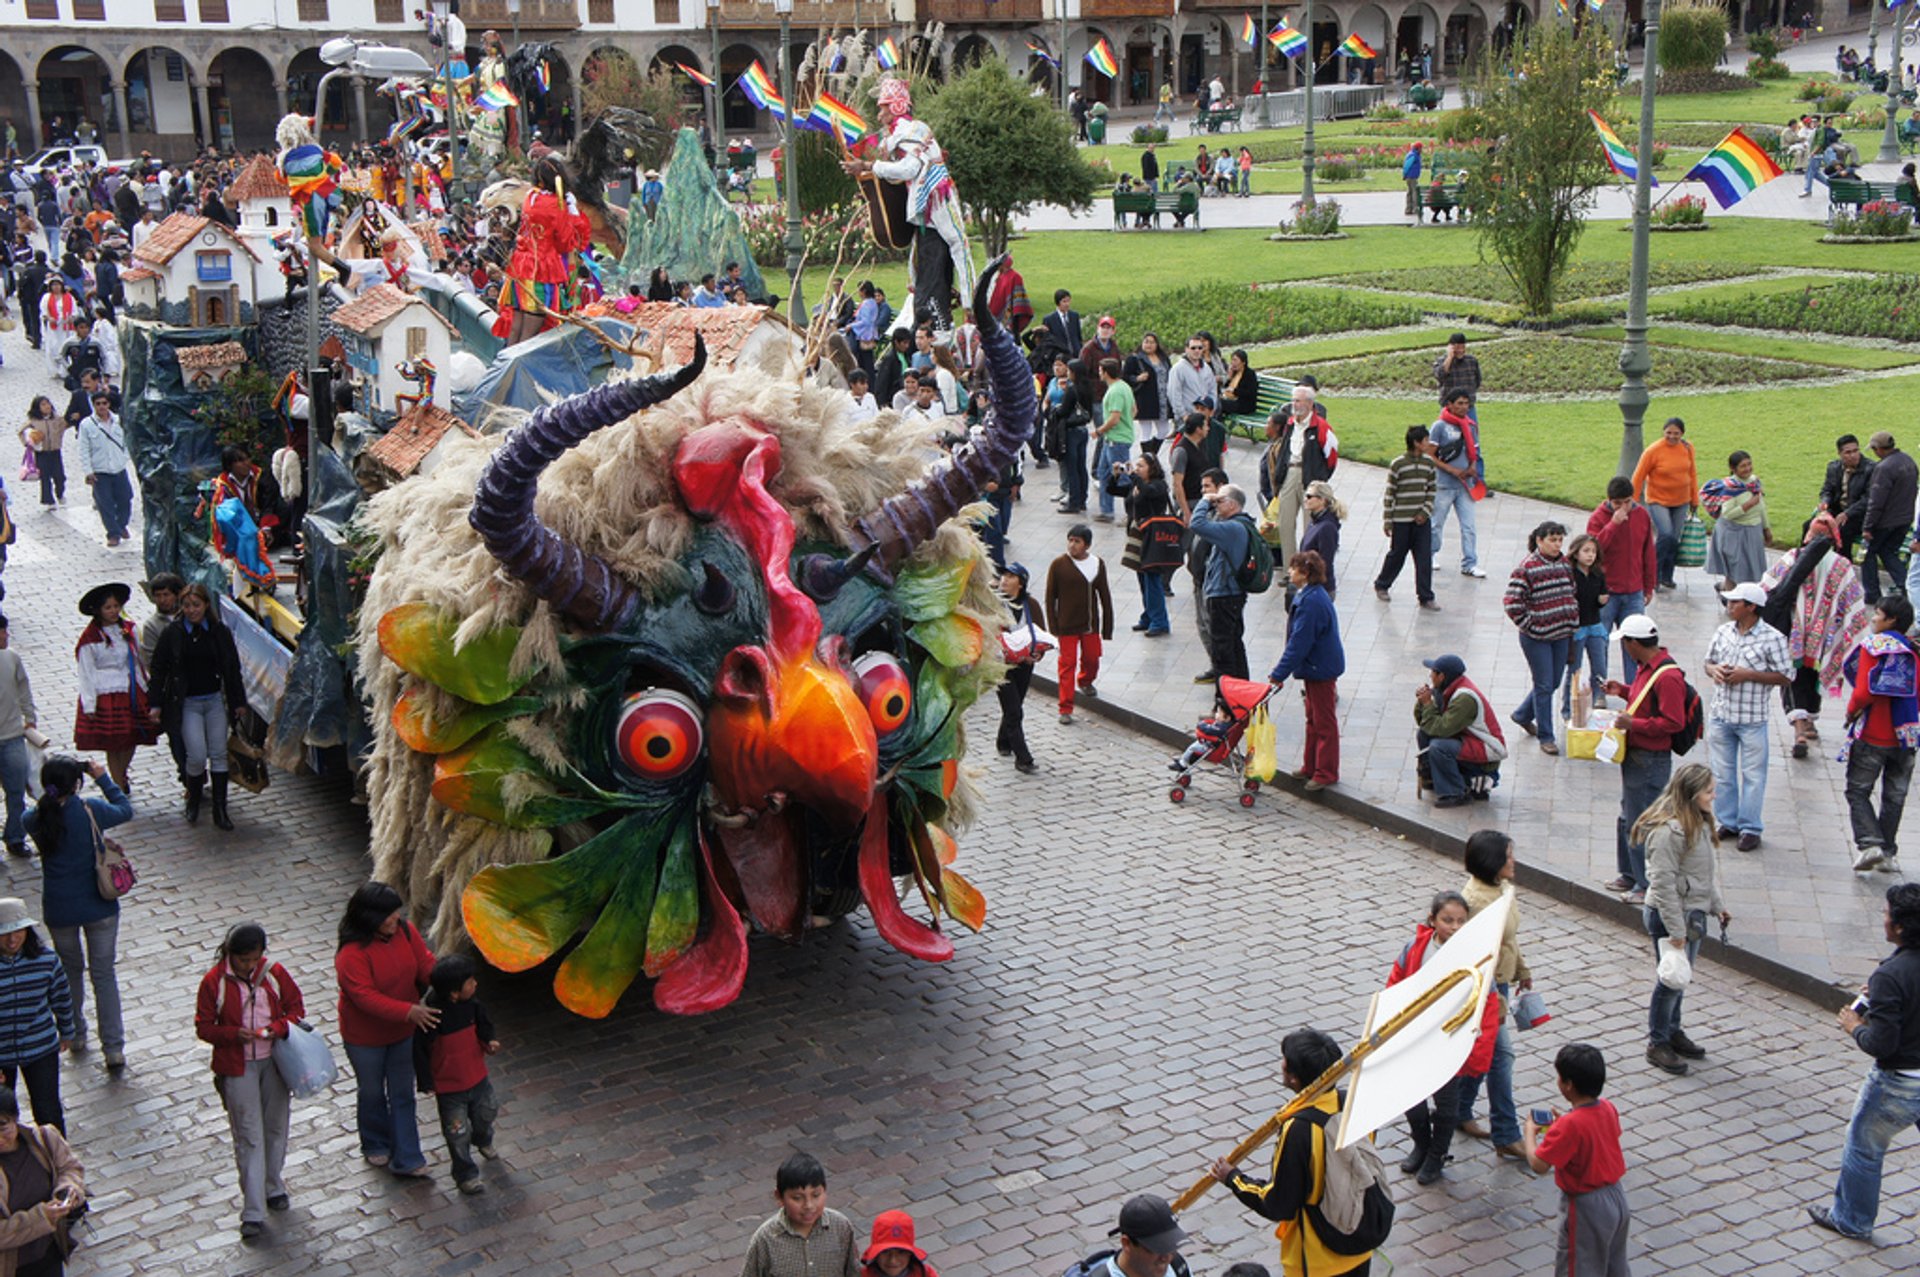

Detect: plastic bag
[1245, 703, 1278, 782]
[1676, 513, 1708, 569]
[1656, 943, 1692, 991]
[1511, 988, 1552, 1030]
[271, 1021, 339, 1099]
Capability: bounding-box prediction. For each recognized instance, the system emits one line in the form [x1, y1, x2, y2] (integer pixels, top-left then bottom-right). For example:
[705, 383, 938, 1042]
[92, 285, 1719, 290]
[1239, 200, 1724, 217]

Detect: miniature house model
[176, 341, 249, 390]
[361, 400, 480, 489]
[228, 155, 293, 235]
[331, 283, 456, 418]
[123, 213, 271, 327]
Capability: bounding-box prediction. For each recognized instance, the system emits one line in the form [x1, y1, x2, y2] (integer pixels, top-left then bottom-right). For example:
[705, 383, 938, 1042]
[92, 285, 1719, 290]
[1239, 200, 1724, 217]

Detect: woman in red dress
[73, 582, 158, 790]
[493, 155, 592, 346]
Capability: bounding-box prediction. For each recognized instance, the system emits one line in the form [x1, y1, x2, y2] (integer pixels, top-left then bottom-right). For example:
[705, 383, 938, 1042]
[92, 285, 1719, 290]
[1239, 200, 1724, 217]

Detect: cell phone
[1851, 995, 1870, 1016]
[1531, 1108, 1554, 1128]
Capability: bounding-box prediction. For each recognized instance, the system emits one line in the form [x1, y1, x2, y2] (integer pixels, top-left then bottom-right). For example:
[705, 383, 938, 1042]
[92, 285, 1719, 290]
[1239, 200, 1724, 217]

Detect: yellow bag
[1246, 703, 1278, 782]
[1565, 667, 1672, 765]
[1258, 495, 1287, 548]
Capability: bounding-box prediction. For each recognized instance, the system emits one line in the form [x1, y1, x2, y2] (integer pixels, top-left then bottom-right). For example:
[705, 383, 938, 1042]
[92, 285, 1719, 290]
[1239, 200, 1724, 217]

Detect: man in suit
[1041, 289, 1082, 360]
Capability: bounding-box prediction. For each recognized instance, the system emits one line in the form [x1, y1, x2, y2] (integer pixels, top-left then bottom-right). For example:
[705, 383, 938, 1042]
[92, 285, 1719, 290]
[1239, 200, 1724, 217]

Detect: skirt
[1705, 519, 1767, 584]
[74, 690, 159, 751]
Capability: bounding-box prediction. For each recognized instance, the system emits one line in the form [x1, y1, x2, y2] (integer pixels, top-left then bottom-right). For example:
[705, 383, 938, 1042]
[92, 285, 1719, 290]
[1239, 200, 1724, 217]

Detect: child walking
[996, 563, 1046, 775]
[1044, 523, 1113, 725]
[1523, 1043, 1631, 1277]
[861, 1210, 942, 1277]
[412, 954, 501, 1195]
[1388, 889, 1501, 1184]
[742, 1152, 861, 1277]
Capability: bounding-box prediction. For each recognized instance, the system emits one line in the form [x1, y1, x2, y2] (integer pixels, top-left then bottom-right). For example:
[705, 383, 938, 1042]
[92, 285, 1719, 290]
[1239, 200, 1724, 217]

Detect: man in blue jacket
[1403, 142, 1423, 217]
[1190, 485, 1255, 688]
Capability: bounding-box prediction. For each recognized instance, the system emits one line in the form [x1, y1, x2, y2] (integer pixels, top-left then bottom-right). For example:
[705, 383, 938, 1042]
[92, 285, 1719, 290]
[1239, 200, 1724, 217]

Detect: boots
[183, 775, 205, 824]
[1399, 1103, 1432, 1174]
[210, 772, 234, 832]
[1416, 1115, 1456, 1186]
[1398, 1143, 1429, 1174]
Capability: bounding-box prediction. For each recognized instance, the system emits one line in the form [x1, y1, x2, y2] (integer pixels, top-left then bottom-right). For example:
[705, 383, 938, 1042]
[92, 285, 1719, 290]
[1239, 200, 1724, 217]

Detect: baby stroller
[1168, 676, 1281, 809]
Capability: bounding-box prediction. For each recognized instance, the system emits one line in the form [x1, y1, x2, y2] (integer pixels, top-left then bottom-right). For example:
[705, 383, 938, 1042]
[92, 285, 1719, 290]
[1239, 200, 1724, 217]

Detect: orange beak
[706, 645, 879, 831]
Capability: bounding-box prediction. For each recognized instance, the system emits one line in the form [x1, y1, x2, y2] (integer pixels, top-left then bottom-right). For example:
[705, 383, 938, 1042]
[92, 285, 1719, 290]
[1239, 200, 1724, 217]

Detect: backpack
[1064, 1252, 1190, 1277]
[1302, 1108, 1397, 1256]
[1652, 661, 1706, 756]
[1231, 512, 1275, 594]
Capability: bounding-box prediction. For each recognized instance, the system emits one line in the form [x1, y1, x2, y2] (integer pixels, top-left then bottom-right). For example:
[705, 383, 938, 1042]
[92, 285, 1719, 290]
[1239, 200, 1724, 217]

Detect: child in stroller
[1168, 676, 1278, 808]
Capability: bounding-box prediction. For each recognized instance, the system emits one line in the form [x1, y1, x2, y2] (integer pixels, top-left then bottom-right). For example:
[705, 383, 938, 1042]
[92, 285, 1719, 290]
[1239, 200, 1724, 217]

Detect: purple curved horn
[848, 257, 1036, 579]
[470, 336, 708, 631]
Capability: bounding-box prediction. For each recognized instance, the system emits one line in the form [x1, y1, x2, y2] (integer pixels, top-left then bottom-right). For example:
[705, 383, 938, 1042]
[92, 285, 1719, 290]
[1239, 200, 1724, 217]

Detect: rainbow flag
[738, 60, 787, 120]
[1555, 0, 1570, 14]
[1240, 14, 1258, 48]
[1269, 24, 1308, 58]
[1085, 37, 1119, 78]
[809, 92, 868, 143]
[1587, 109, 1656, 185]
[1339, 34, 1378, 59]
[473, 84, 518, 112]
[1587, 0, 1605, 10]
[1683, 127, 1783, 209]
[676, 61, 714, 89]
[876, 37, 902, 69]
[536, 60, 551, 92]
[1026, 39, 1059, 68]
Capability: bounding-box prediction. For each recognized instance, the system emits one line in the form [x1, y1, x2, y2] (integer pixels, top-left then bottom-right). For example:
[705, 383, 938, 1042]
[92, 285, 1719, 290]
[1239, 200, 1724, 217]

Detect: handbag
[82, 807, 135, 901]
[227, 732, 271, 794]
[1258, 495, 1288, 548]
[271, 1020, 339, 1099]
[1136, 515, 1188, 573]
[1675, 512, 1708, 569]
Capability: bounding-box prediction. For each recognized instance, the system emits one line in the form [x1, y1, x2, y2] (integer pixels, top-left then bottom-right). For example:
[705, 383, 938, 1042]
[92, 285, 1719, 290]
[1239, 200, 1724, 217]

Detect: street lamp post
[1867, 0, 1883, 78]
[1302, 0, 1318, 203]
[709, 0, 725, 166]
[1060, 0, 1070, 114]
[776, 0, 804, 324]
[432, 0, 463, 204]
[1879, 9, 1910, 164]
[1615, 0, 1661, 477]
[1259, 0, 1271, 128]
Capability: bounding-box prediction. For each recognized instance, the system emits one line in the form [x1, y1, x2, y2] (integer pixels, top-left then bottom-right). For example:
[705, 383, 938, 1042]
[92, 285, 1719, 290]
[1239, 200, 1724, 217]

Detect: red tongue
[857, 808, 954, 963]
[653, 826, 749, 1015]
[713, 812, 807, 939]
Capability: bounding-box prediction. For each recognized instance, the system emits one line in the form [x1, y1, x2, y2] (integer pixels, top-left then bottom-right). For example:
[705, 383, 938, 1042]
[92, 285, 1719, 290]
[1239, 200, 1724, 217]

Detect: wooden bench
[1223, 371, 1298, 444]
[1420, 182, 1469, 222]
[1826, 176, 1908, 222]
[1192, 105, 1242, 134]
[1110, 188, 1203, 230]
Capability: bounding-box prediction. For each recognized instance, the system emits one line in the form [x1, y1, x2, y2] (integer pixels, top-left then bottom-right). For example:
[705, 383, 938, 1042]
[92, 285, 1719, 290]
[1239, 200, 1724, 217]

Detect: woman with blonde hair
[1300, 481, 1345, 598]
[1632, 763, 1731, 1078]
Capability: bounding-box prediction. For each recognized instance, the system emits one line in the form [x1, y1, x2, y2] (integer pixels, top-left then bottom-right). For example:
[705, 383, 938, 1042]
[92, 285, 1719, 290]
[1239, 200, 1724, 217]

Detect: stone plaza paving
[0, 316, 1916, 1275]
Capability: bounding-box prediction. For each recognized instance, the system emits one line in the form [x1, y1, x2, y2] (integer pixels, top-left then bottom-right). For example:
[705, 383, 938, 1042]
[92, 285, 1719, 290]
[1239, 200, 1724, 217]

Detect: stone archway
[208, 47, 277, 151]
[36, 47, 115, 148]
[538, 49, 576, 145]
[1070, 26, 1118, 105]
[0, 52, 29, 156]
[1348, 4, 1393, 84]
[287, 49, 355, 149]
[650, 44, 709, 116]
[1022, 34, 1062, 100]
[718, 41, 768, 134]
[124, 47, 197, 159]
[1398, 4, 1446, 82]
[1443, 1, 1491, 71]
[949, 34, 995, 73]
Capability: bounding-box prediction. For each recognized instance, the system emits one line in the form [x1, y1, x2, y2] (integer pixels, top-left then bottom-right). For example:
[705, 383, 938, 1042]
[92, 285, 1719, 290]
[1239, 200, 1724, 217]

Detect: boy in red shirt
[412, 954, 501, 1194]
[1523, 1043, 1630, 1277]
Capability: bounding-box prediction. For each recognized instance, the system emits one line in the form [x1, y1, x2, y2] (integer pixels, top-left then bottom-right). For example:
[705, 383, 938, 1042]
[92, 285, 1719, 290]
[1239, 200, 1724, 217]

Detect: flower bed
[1273, 198, 1347, 239]
[1829, 200, 1916, 239]
[1325, 260, 1754, 304]
[1652, 194, 1708, 228]
[1663, 274, 1920, 341]
[1288, 334, 1832, 395]
[1112, 279, 1421, 347]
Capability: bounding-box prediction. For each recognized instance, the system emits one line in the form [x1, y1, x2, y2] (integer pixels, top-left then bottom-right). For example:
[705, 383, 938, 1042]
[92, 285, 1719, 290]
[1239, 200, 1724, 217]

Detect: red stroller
[1168, 676, 1281, 809]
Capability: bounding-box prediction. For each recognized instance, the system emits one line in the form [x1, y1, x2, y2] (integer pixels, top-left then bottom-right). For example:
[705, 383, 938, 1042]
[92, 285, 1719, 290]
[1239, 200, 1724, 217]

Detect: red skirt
[74, 690, 159, 751]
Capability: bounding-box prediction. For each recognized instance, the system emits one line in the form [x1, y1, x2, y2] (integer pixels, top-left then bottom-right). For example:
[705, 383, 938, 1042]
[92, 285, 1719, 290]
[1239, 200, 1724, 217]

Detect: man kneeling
[1415, 653, 1509, 807]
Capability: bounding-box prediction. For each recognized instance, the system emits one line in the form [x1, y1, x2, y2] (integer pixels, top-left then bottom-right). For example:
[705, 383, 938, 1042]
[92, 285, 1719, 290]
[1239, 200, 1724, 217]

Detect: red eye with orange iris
[852, 652, 913, 735]
[613, 690, 705, 780]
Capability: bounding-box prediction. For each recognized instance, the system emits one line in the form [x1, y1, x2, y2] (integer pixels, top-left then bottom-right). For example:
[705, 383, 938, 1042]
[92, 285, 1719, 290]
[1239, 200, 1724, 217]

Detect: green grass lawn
[1578, 324, 1920, 369]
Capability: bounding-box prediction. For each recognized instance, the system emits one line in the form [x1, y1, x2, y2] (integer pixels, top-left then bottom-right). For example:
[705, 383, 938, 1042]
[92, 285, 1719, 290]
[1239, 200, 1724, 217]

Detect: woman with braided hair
[492, 154, 592, 347]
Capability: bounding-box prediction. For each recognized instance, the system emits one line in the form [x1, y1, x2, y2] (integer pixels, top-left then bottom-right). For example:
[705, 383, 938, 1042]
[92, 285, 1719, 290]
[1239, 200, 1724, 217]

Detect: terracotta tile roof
[175, 341, 248, 371]
[331, 282, 425, 335]
[627, 303, 785, 371]
[365, 401, 479, 478]
[131, 211, 264, 266]
[121, 265, 157, 283]
[226, 154, 288, 204]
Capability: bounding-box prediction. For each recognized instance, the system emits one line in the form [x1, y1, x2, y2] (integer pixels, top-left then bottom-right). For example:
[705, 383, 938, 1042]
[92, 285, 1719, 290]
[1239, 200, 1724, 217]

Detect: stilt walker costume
[862, 78, 973, 341]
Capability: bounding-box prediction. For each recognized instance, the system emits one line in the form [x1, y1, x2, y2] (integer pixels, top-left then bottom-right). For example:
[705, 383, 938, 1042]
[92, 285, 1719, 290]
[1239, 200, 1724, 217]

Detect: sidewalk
[1000, 429, 1887, 1001]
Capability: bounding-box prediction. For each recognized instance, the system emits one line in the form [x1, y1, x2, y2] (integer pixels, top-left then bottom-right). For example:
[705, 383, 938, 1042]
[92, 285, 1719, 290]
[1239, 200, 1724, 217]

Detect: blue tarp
[455, 318, 638, 428]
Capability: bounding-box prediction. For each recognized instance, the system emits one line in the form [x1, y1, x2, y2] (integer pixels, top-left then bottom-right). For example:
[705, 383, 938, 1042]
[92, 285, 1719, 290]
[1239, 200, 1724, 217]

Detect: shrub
[1366, 103, 1407, 121]
[1649, 141, 1670, 169]
[1748, 56, 1791, 80]
[1652, 193, 1708, 226]
[1113, 280, 1419, 346]
[1813, 90, 1856, 114]
[1435, 107, 1491, 143]
[1130, 124, 1170, 144]
[1847, 106, 1889, 129]
[1655, 70, 1756, 94]
[1748, 28, 1784, 59]
[1665, 275, 1920, 339]
[1279, 198, 1343, 235]
[1832, 200, 1916, 238]
[1315, 157, 1367, 181]
[738, 204, 908, 269]
[1660, 0, 1729, 74]
[1796, 76, 1842, 101]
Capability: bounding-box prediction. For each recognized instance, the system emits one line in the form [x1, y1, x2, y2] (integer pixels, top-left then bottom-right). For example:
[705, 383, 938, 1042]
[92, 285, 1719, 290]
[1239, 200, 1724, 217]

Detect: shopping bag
[271, 1021, 339, 1099]
[1510, 988, 1552, 1030]
[1675, 512, 1708, 569]
[1656, 944, 1692, 991]
[1245, 703, 1278, 782]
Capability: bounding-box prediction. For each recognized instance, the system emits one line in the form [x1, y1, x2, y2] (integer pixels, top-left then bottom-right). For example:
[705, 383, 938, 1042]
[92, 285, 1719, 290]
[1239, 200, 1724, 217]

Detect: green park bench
[1826, 176, 1911, 223]
[1110, 187, 1203, 230]
[1193, 105, 1243, 134]
[1404, 84, 1443, 111]
[1421, 182, 1469, 222]
[1223, 371, 1298, 444]
[1902, 116, 1920, 154]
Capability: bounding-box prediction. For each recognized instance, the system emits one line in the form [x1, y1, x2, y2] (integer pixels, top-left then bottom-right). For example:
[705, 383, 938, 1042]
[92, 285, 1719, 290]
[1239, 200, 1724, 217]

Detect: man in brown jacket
[1044, 523, 1114, 725]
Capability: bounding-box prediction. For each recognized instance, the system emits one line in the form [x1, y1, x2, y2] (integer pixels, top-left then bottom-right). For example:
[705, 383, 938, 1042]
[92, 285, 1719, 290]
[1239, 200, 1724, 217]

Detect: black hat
[78, 582, 132, 616]
[1112, 1195, 1187, 1254]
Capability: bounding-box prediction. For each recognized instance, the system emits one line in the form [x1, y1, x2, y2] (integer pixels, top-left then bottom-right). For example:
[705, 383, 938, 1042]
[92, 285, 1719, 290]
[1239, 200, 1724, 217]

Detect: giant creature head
[359, 259, 1036, 1018]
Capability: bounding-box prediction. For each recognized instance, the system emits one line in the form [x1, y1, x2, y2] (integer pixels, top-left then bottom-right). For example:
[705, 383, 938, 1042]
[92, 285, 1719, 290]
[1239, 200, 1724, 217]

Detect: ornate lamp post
[709, 0, 726, 164]
[1301, 0, 1318, 203]
[775, 0, 805, 323]
[1615, 0, 1661, 477]
[1258, 0, 1272, 127]
[1879, 8, 1911, 164]
[1059, 0, 1071, 114]
[431, 0, 463, 203]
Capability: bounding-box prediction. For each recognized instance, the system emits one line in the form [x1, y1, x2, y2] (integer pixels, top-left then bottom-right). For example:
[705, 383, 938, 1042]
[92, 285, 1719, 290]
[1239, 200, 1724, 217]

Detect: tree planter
[1268, 231, 1351, 241]
[1617, 222, 1713, 232]
[1819, 231, 1920, 244]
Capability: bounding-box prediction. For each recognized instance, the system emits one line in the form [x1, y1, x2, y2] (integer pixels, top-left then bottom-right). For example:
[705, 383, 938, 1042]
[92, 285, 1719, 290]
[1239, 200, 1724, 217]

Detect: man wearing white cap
[1704, 582, 1792, 852]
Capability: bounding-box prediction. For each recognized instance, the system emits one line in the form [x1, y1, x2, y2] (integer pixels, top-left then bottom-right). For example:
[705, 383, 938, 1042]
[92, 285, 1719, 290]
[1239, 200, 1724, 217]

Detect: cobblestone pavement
[0, 323, 1916, 1276]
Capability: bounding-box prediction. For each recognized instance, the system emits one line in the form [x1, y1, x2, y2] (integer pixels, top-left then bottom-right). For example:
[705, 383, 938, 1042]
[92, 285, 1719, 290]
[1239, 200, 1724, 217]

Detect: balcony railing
[461, 0, 581, 29]
[919, 0, 1044, 21]
[1079, 0, 1175, 16]
[717, 0, 865, 26]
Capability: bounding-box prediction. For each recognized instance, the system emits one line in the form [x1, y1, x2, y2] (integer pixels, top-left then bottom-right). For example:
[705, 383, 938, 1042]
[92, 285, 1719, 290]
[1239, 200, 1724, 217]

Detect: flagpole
[1259, 2, 1271, 127]
[1878, 7, 1911, 163]
[1301, 0, 1317, 203]
[1615, 0, 1662, 480]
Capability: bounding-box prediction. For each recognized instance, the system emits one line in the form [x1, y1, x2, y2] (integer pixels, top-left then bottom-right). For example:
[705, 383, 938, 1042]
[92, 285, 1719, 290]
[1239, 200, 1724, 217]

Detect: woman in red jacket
[334, 882, 435, 1178]
[195, 922, 303, 1240]
[1388, 890, 1502, 1186]
[493, 154, 592, 346]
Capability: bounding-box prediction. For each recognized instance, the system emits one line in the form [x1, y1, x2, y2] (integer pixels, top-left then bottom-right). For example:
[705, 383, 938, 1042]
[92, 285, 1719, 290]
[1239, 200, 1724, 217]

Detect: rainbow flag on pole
[808, 92, 868, 143]
[1339, 34, 1378, 59]
[1085, 37, 1119, 78]
[876, 37, 902, 69]
[1555, 0, 1571, 15]
[1026, 39, 1059, 67]
[1683, 127, 1784, 208]
[1269, 24, 1309, 58]
[676, 62, 714, 88]
[738, 60, 787, 120]
[1587, 109, 1655, 184]
[1240, 14, 1258, 47]
[473, 84, 518, 112]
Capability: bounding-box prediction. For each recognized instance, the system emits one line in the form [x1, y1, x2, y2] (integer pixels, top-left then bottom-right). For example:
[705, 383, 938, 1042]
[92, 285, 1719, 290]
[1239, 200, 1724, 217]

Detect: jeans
[981, 489, 1011, 572]
[0, 735, 26, 849]
[1846, 742, 1916, 856]
[1137, 570, 1169, 634]
[1455, 985, 1519, 1145]
[1644, 907, 1703, 1045]
[1616, 746, 1671, 891]
[1429, 478, 1478, 571]
[1061, 426, 1089, 512]
[1597, 590, 1647, 683]
[1094, 439, 1131, 516]
[180, 693, 230, 776]
[1422, 733, 1470, 798]
[50, 914, 121, 1053]
[1830, 1066, 1920, 1235]
[343, 1038, 425, 1172]
[1860, 525, 1906, 605]
[0, 1050, 64, 1133]
[90, 468, 132, 541]
[437, 1077, 499, 1186]
[220, 1056, 291, 1223]
[1513, 634, 1570, 744]
[1561, 623, 1610, 717]
[1375, 520, 1434, 602]
[1708, 718, 1769, 835]
[1645, 502, 1688, 587]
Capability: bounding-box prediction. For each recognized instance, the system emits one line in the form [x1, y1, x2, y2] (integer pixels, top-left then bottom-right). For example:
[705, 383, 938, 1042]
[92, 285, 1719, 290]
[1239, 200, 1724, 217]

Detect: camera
[1850, 994, 1870, 1017]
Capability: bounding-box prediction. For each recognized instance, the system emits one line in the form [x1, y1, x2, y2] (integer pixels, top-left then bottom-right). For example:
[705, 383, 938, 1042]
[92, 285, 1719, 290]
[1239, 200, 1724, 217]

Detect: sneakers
[1807, 1205, 1872, 1240]
[1646, 1043, 1689, 1075]
[1716, 827, 1738, 842]
[1736, 833, 1761, 852]
[1078, 685, 1098, 700]
[1419, 600, 1443, 611]
[1854, 846, 1887, 872]
[1622, 889, 1647, 905]
[266, 1194, 290, 1212]
[104, 1049, 125, 1071]
[1304, 779, 1330, 792]
[1668, 1030, 1706, 1060]
[1374, 588, 1391, 601]
[1058, 712, 1073, 724]
[1435, 794, 1468, 808]
[1461, 566, 1487, 578]
[1883, 856, 1903, 875]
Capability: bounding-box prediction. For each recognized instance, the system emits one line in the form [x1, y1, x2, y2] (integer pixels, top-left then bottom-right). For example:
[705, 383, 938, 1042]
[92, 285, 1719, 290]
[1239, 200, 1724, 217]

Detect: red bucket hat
[862, 1210, 928, 1263]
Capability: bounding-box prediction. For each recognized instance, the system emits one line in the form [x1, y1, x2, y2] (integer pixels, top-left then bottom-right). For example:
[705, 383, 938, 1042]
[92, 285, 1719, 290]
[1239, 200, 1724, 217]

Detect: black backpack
[1064, 1252, 1191, 1277]
[1231, 512, 1276, 594]
[1649, 661, 1706, 756]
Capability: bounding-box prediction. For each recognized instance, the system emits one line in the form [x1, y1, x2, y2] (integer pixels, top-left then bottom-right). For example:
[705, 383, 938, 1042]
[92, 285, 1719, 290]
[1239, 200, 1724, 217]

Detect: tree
[923, 57, 1097, 258]
[1465, 23, 1619, 317]
[1659, 0, 1729, 75]
[581, 58, 689, 173]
